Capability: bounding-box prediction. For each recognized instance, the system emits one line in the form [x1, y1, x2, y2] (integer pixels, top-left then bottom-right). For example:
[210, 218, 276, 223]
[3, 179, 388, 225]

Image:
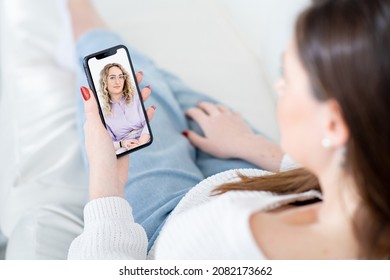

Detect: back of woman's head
[296, 0, 390, 258]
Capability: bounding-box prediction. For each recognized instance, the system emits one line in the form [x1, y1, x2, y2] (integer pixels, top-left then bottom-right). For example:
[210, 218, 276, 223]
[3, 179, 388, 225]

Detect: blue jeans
[76, 30, 259, 250]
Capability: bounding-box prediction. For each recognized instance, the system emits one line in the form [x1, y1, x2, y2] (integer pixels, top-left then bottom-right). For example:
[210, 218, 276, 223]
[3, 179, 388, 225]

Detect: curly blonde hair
[99, 63, 135, 115]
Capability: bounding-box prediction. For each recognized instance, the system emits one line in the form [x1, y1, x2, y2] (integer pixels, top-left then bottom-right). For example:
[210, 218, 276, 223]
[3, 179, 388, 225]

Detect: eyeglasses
[108, 75, 126, 82]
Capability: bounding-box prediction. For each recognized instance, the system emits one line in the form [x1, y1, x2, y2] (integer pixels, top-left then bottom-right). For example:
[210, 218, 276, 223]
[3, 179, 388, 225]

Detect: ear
[322, 99, 350, 148]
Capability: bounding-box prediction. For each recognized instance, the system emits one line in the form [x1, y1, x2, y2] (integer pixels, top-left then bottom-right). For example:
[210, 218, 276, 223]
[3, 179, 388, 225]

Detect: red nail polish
[151, 105, 156, 110]
[182, 131, 189, 137]
[146, 85, 151, 90]
[81, 86, 90, 101]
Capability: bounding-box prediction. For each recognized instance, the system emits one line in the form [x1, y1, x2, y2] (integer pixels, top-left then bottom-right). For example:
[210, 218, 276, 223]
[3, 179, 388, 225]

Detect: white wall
[218, 0, 310, 84]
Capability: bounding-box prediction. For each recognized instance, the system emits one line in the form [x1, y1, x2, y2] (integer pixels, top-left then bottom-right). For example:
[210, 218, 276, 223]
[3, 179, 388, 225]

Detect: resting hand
[185, 102, 256, 159]
[185, 101, 284, 171]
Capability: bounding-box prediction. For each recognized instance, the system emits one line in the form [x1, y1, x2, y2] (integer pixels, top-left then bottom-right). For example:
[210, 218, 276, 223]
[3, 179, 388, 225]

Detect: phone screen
[84, 45, 153, 157]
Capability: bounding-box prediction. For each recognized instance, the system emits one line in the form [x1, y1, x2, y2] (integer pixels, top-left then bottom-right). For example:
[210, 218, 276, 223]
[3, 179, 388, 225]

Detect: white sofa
[0, 0, 309, 259]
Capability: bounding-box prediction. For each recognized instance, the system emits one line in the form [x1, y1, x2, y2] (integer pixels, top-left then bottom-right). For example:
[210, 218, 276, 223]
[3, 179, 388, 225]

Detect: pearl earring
[321, 138, 333, 148]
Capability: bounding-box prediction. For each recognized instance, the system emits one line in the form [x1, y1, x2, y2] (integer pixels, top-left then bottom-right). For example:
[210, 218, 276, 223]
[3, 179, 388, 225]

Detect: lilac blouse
[103, 93, 149, 142]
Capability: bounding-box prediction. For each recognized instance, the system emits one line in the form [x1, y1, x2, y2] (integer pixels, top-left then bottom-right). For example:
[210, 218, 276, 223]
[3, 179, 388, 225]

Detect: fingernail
[139, 71, 144, 76]
[182, 131, 189, 137]
[146, 85, 151, 90]
[151, 105, 156, 110]
[80, 86, 90, 101]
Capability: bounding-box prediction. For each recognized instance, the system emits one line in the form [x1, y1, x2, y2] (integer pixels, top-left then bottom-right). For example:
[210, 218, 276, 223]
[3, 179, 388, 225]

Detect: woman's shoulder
[172, 168, 321, 216]
[169, 169, 272, 216]
[152, 170, 321, 259]
[152, 181, 269, 259]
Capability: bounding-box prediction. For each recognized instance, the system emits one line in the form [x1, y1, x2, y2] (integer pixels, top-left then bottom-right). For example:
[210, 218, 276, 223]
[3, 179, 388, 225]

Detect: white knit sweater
[68, 157, 320, 259]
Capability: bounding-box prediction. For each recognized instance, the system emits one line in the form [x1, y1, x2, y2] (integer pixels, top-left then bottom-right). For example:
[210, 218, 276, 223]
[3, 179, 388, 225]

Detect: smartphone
[83, 45, 153, 157]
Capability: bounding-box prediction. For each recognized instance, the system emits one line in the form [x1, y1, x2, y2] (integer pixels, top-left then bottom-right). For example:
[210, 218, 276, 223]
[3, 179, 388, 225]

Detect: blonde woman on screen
[99, 62, 151, 152]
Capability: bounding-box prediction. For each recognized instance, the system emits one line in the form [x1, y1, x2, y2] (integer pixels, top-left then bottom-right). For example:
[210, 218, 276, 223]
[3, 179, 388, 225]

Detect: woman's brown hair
[216, 0, 390, 259]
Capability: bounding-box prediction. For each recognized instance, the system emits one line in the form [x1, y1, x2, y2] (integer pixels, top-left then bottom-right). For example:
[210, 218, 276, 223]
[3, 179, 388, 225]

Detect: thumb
[185, 130, 209, 151]
[81, 86, 103, 126]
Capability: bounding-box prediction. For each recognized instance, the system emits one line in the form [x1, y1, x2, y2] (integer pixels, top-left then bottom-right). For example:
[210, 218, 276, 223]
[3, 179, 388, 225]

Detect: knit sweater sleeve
[67, 196, 147, 260]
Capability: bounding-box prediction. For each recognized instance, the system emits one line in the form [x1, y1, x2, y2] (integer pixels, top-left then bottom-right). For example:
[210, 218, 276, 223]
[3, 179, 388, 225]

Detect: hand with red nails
[81, 72, 155, 200]
[185, 102, 283, 172]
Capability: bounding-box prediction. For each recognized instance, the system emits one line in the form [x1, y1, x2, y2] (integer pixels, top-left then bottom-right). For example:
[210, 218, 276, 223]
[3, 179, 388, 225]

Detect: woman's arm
[68, 87, 147, 259]
[67, 196, 148, 260]
[84, 72, 155, 199]
[81, 86, 127, 199]
[236, 134, 284, 172]
[69, 76, 155, 260]
[185, 102, 283, 172]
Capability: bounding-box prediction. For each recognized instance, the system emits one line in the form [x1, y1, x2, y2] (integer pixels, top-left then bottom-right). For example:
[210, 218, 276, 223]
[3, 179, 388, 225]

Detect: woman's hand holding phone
[82, 72, 155, 200]
[84, 45, 154, 157]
